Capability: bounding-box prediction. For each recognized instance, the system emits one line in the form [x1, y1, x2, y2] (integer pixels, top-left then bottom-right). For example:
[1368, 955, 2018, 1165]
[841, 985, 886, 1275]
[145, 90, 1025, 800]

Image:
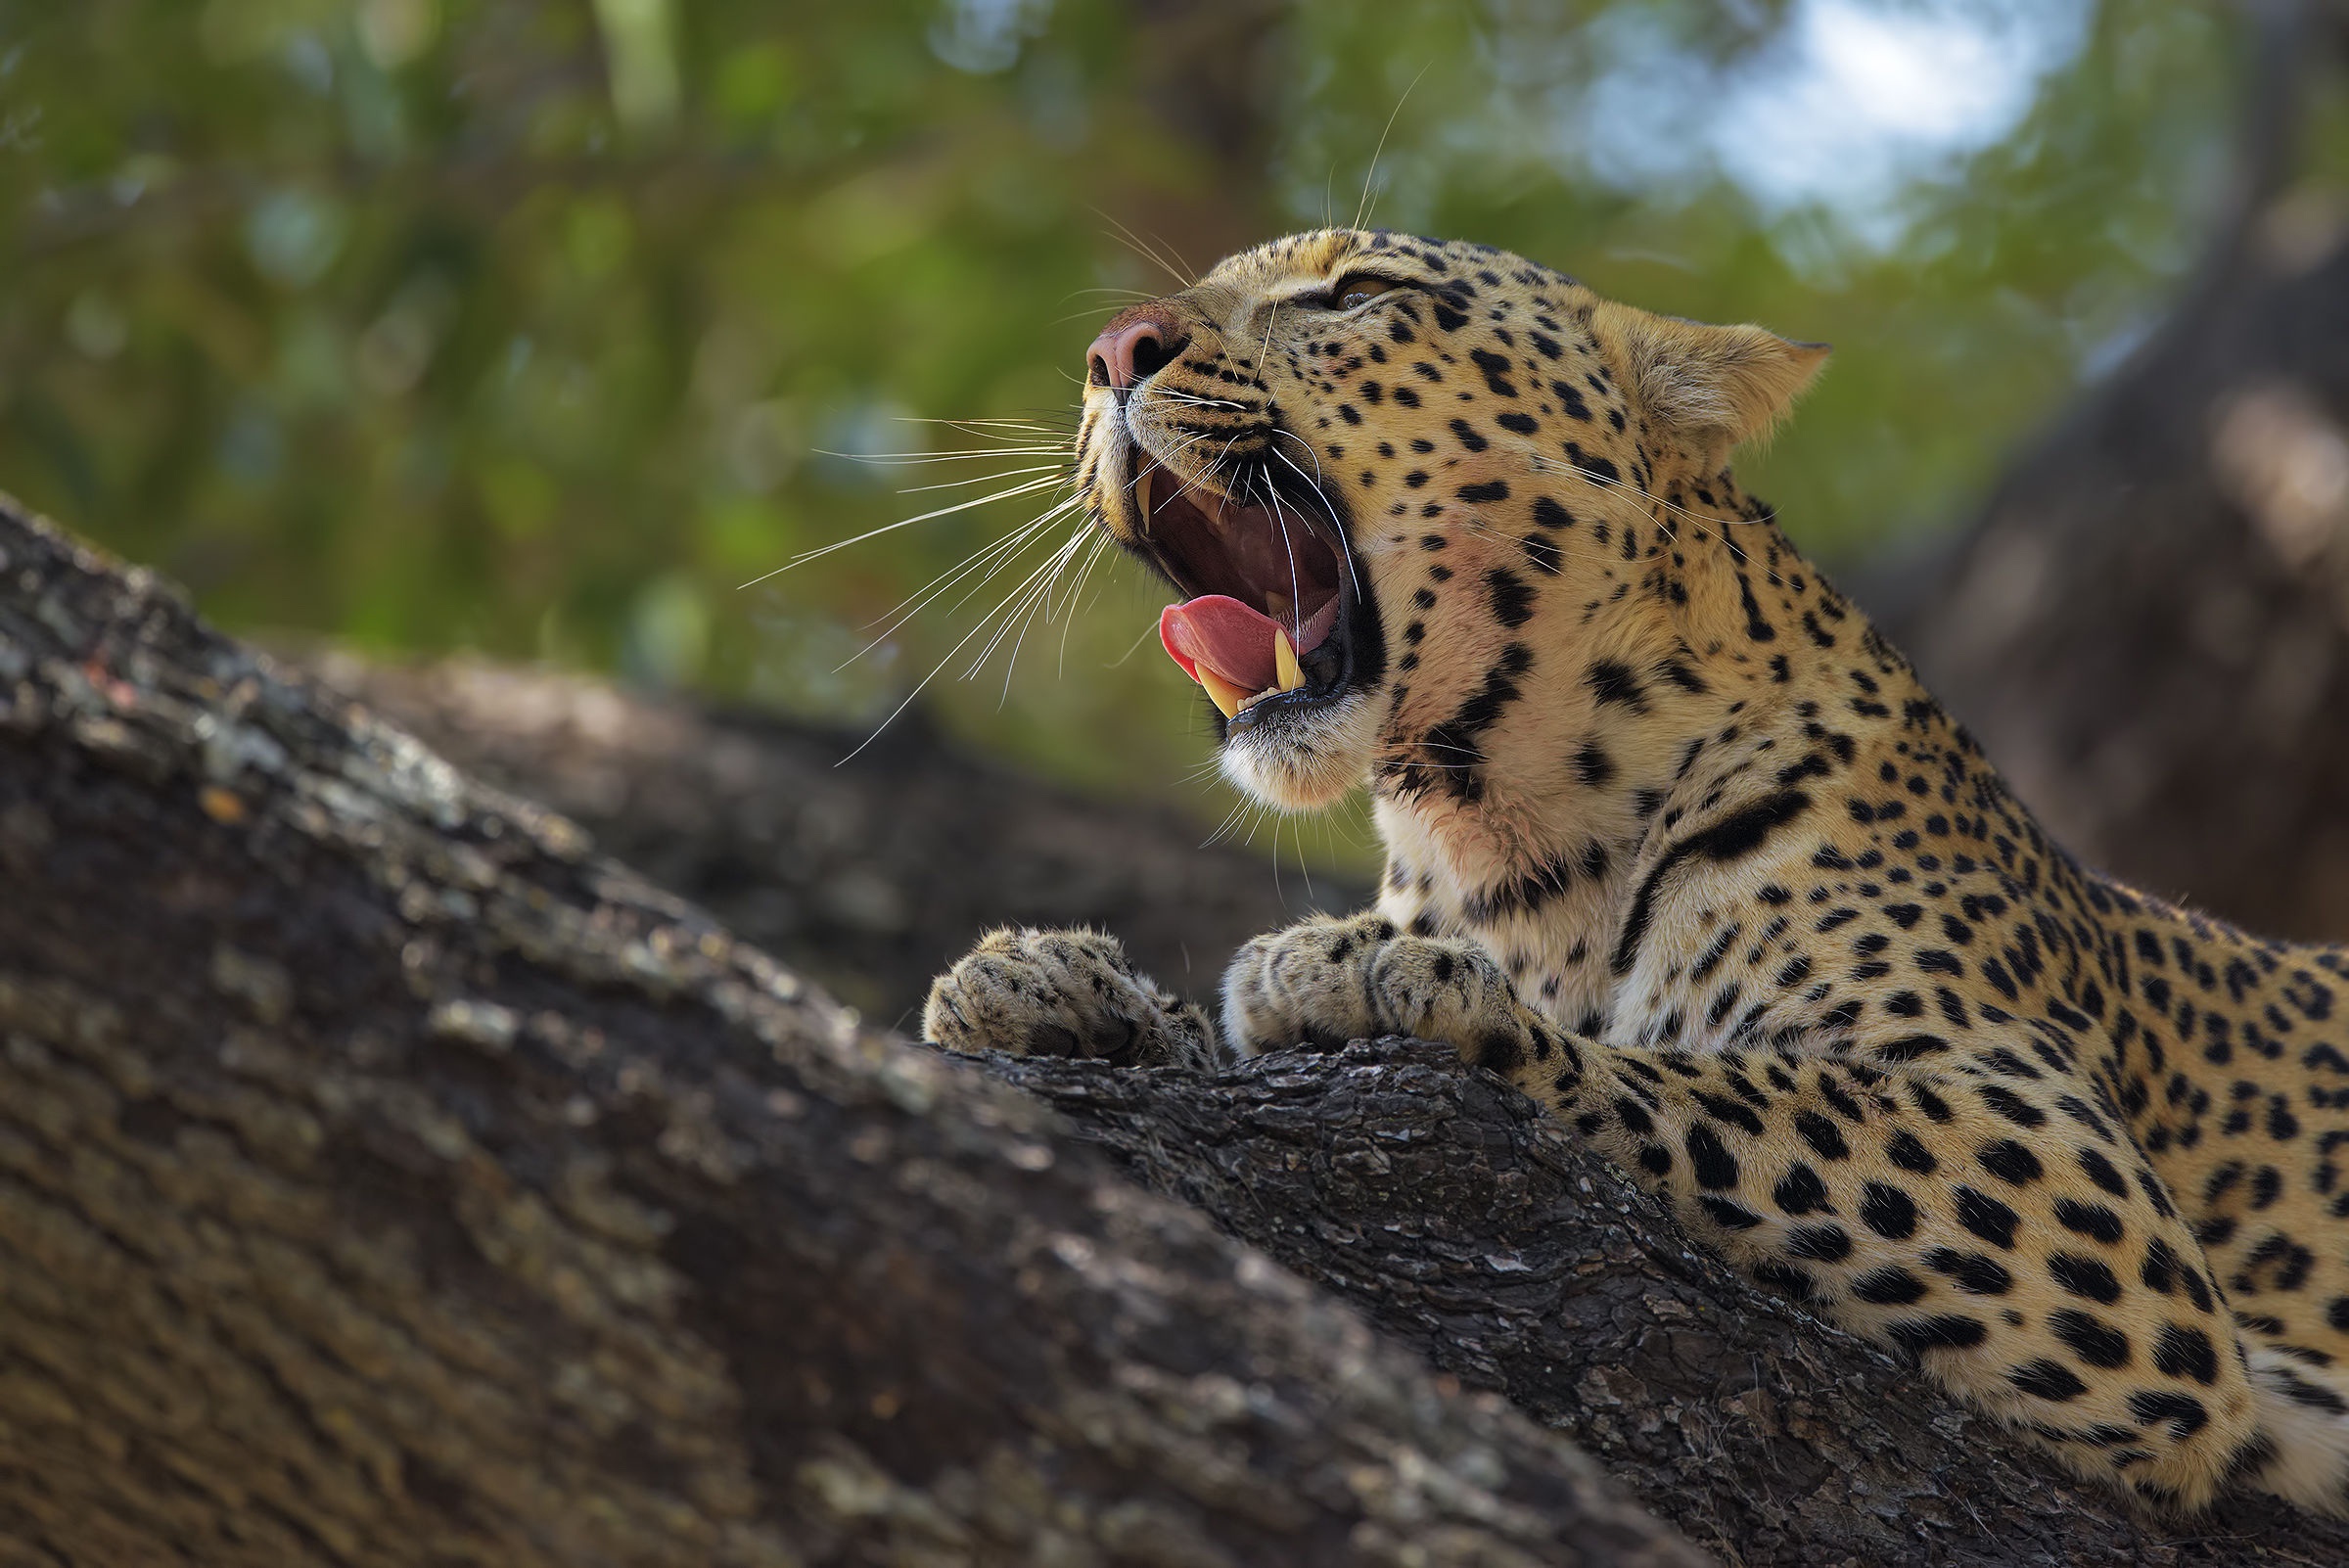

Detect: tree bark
[0, 491, 1702, 1565]
[8, 508, 2349, 1566]
[997, 1041, 2349, 1568]
[1861, 3, 2349, 943]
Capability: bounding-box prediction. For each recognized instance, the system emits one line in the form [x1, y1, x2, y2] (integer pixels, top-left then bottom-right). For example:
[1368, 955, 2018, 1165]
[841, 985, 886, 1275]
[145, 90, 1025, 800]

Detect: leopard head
[1076, 228, 1824, 815]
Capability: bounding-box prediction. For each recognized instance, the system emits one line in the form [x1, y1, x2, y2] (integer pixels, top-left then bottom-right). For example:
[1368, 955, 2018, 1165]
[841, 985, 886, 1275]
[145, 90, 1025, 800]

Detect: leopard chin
[1215, 686, 1381, 812]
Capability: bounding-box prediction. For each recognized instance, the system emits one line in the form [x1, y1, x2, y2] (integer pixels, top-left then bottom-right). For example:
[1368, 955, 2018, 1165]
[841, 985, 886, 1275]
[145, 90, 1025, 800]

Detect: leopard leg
[923, 926, 1224, 1070]
[1223, 913, 2280, 1511]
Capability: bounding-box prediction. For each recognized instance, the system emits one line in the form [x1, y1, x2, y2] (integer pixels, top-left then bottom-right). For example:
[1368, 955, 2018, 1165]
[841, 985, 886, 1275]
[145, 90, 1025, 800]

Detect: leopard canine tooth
[1197, 668, 1247, 719]
[1274, 628, 1303, 692]
[1134, 466, 1154, 531]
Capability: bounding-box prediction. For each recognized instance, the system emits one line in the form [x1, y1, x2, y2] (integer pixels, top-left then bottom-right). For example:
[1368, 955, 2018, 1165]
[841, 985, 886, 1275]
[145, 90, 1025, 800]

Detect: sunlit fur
[947, 227, 2349, 1518]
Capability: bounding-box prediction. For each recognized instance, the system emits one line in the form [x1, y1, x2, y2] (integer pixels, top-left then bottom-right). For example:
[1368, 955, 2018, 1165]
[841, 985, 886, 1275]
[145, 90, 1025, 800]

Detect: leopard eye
[1330, 275, 1397, 310]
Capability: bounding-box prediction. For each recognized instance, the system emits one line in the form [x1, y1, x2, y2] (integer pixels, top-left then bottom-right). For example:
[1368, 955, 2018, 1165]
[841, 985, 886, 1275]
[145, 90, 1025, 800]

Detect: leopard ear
[1594, 302, 1829, 449]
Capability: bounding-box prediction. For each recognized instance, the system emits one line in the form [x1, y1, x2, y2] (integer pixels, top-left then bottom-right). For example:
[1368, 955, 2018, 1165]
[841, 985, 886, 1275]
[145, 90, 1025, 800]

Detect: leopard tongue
[1160, 595, 1310, 717]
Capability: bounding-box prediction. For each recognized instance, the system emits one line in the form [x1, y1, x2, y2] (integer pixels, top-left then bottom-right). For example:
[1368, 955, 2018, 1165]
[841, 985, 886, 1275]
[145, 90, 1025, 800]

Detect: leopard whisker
[1354, 62, 1432, 233]
[1091, 208, 1195, 290]
[839, 495, 1084, 669]
[740, 472, 1067, 589]
[1267, 443, 1367, 606]
[840, 517, 1098, 763]
[981, 528, 1091, 702]
[894, 463, 1068, 496]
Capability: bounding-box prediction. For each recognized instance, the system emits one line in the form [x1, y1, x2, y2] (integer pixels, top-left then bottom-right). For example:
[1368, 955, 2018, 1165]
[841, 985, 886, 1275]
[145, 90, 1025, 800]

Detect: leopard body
[924, 229, 2349, 1515]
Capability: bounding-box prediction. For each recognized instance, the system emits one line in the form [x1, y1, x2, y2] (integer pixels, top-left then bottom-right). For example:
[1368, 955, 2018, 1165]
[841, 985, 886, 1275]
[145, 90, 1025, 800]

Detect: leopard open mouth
[1126, 446, 1364, 731]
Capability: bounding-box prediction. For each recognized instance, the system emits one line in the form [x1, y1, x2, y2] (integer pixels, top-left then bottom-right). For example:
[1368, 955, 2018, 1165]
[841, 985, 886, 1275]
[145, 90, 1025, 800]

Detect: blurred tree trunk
[311, 653, 1356, 1027]
[12, 494, 2349, 1565]
[1864, 1, 2349, 942]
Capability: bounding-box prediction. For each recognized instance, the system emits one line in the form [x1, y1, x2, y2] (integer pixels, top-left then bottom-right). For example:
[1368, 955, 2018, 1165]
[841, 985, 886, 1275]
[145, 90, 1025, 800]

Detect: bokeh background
[3, 0, 2346, 891]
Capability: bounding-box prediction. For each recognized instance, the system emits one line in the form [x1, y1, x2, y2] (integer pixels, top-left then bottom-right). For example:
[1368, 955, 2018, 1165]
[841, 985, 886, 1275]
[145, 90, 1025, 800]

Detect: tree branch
[0, 493, 1693, 1566]
[995, 1041, 2349, 1567]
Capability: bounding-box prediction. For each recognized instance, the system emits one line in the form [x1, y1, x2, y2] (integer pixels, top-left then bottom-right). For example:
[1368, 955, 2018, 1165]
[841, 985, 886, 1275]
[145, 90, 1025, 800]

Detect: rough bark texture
[996, 1042, 2349, 1568]
[303, 652, 1354, 1030]
[0, 492, 1697, 1566]
[1863, 7, 2349, 944]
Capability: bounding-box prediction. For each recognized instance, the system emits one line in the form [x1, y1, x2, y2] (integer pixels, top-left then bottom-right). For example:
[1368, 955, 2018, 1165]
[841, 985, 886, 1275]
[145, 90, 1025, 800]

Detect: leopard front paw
[922, 927, 1223, 1070]
[1221, 913, 1537, 1066]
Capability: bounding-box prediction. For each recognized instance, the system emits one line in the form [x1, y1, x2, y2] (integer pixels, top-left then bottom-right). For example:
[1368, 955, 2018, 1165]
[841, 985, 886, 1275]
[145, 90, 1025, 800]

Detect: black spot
[2078, 1148, 2130, 1198]
[2128, 1390, 2209, 1438]
[1459, 480, 1511, 504]
[1521, 533, 1563, 576]
[1532, 495, 1574, 530]
[2050, 1309, 2131, 1368]
[1926, 1248, 2012, 1295]
[1695, 1091, 1766, 1135]
[2048, 1254, 2124, 1305]
[1734, 571, 1776, 642]
[2053, 1200, 2126, 1245]
[1468, 346, 1518, 395]
[1885, 1315, 1988, 1357]
[1699, 1195, 1764, 1229]
[1955, 1186, 2019, 1249]
[1977, 1139, 2044, 1186]
[1886, 1130, 1937, 1174]
[1851, 1268, 1927, 1306]
[1978, 1084, 2048, 1128]
[1574, 741, 1616, 789]
[1449, 418, 1488, 452]
[2010, 1360, 2089, 1402]
[1586, 660, 1647, 712]
[1860, 1182, 1919, 1240]
[1773, 1164, 1829, 1216]
[1413, 644, 1534, 803]
[1485, 567, 1536, 627]
[1786, 1223, 1854, 1263]
[1909, 1082, 1953, 1122]
[1687, 1126, 1740, 1189]
[2154, 1324, 2219, 1384]
[1474, 1030, 1525, 1075]
[1794, 1111, 1850, 1161]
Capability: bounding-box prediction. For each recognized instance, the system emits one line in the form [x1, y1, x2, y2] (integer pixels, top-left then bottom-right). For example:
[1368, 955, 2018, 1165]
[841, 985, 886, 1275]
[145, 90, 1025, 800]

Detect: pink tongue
[1160, 595, 1279, 692]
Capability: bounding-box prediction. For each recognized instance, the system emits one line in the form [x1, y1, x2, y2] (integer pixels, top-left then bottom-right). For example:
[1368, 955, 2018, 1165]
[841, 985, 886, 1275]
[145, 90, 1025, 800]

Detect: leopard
[920, 227, 2349, 1516]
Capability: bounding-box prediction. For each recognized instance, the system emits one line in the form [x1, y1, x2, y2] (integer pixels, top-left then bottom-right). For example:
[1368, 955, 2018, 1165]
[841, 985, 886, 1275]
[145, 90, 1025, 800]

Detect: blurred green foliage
[0, 0, 2322, 866]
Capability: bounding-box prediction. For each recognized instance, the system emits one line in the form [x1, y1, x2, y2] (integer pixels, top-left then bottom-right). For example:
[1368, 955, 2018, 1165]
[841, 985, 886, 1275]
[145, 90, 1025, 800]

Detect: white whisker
[737, 474, 1064, 587]
[1355, 63, 1432, 233]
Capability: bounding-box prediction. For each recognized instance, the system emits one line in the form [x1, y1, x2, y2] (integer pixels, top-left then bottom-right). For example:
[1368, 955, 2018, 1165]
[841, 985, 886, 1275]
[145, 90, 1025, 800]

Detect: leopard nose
[1086, 309, 1188, 392]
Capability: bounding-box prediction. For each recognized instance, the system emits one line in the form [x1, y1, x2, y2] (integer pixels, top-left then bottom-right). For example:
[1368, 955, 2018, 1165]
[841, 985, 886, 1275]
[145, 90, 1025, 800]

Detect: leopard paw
[923, 927, 1224, 1070]
[1221, 912, 1537, 1065]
